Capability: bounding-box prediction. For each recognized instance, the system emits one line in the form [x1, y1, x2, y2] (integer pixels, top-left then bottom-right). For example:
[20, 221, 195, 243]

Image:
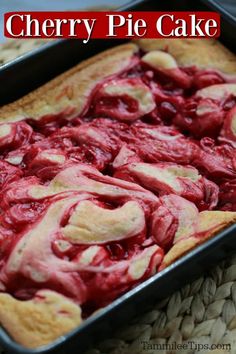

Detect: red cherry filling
[95, 95, 139, 119]
[193, 71, 224, 89]
[0, 51, 235, 316]
[92, 78, 155, 122]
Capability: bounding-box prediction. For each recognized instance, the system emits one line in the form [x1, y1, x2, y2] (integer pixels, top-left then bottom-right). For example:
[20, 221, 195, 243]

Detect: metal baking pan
[1, 0, 236, 353]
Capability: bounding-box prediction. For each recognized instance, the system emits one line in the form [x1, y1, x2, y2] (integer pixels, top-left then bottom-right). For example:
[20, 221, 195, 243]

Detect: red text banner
[4, 11, 221, 43]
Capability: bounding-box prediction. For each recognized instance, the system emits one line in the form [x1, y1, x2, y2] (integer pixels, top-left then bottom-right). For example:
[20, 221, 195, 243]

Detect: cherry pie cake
[0, 39, 236, 348]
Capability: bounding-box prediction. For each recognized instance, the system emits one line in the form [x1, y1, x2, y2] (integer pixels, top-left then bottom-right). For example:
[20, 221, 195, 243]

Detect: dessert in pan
[0, 38, 236, 348]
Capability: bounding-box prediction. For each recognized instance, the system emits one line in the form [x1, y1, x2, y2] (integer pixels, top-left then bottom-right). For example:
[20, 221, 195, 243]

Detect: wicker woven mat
[85, 254, 236, 354]
[0, 40, 236, 354]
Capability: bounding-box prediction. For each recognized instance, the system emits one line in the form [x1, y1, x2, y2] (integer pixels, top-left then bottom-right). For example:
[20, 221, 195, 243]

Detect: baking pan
[1, 0, 236, 353]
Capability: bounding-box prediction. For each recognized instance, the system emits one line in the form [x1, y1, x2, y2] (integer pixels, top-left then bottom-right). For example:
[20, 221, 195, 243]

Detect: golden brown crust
[0, 43, 137, 123]
[0, 290, 82, 348]
[135, 39, 236, 74]
[160, 211, 236, 270]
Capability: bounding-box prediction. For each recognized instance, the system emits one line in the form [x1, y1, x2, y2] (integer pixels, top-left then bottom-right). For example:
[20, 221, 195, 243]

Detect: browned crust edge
[0, 43, 138, 122]
[160, 214, 236, 270]
[135, 38, 236, 74]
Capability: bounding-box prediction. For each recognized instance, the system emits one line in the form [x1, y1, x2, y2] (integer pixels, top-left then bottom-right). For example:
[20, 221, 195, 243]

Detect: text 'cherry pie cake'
[0, 39, 236, 348]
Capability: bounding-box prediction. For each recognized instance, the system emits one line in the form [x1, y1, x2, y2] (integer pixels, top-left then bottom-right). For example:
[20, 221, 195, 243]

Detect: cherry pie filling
[0, 49, 236, 321]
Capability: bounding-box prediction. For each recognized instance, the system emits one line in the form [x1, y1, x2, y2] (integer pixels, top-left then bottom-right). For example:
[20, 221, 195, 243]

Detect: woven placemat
[0, 40, 236, 354]
[85, 254, 236, 354]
